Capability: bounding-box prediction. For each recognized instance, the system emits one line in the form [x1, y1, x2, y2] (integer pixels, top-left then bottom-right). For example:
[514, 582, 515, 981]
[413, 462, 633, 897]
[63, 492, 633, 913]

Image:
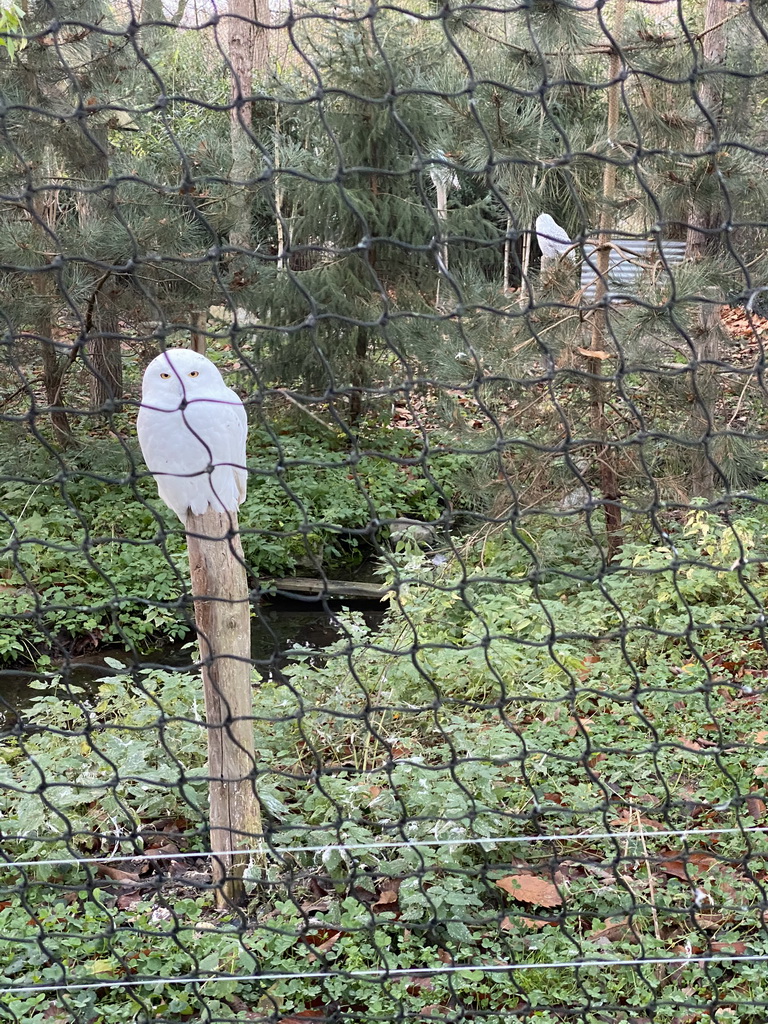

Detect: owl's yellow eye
[188, 370, 199, 378]
[160, 372, 171, 379]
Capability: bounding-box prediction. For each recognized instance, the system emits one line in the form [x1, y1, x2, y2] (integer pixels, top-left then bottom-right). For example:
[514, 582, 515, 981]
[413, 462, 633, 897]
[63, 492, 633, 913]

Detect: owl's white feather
[536, 213, 575, 261]
[137, 348, 248, 522]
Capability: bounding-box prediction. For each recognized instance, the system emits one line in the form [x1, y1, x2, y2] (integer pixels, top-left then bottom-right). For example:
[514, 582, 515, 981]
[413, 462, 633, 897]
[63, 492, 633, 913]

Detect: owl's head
[141, 348, 227, 405]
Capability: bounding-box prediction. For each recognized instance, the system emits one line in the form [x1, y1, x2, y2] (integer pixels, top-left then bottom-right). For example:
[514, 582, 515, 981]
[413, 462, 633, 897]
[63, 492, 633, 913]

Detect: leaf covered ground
[5, 506, 768, 1022]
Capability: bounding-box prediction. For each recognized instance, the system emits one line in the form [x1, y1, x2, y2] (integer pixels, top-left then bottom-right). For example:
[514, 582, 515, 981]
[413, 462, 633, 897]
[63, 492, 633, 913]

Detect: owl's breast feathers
[137, 391, 247, 521]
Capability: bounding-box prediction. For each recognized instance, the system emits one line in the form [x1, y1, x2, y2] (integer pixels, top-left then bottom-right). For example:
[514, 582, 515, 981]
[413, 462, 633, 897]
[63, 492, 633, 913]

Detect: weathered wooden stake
[588, 0, 626, 563]
[185, 508, 261, 907]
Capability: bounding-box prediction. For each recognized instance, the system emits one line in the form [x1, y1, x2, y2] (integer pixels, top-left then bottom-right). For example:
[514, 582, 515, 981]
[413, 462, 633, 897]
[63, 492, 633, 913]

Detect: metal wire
[7, 952, 768, 998]
[3, 823, 768, 871]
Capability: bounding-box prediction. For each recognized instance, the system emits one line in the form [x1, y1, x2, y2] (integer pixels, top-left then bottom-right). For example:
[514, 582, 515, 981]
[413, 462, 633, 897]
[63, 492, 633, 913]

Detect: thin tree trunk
[228, 0, 270, 250]
[686, 0, 730, 500]
[689, 297, 725, 499]
[686, 0, 729, 263]
[32, 146, 73, 446]
[431, 173, 448, 309]
[88, 313, 123, 412]
[40, 334, 73, 448]
[503, 215, 512, 292]
[275, 103, 287, 271]
[589, 0, 626, 563]
[76, 126, 124, 413]
[349, 326, 368, 424]
[520, 220, 532, 297]
[191, 310, 207, 354]
[519, 107, 544, 307]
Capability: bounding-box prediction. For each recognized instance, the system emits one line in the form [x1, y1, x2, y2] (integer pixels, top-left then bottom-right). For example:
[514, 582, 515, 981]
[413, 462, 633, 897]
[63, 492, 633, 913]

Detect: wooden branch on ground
[267, 577, 390, 600]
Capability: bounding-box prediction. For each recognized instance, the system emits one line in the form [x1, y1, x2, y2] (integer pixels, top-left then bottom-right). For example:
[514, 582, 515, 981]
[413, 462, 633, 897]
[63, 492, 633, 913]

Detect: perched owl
[137, 348, 248, 522]
[535, 213, 575, 262]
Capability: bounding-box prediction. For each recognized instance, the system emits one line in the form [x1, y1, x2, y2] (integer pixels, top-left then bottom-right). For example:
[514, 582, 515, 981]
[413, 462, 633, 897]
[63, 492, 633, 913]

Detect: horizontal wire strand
[4, 952, 768, 996]
[3, 823, 767, 872]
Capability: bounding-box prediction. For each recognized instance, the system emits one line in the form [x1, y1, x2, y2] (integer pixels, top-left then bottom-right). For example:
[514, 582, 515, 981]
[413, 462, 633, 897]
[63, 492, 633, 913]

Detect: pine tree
[442, 0, 768, 522]
[227, 9, 497, 421]
[0, 1, 236, 438]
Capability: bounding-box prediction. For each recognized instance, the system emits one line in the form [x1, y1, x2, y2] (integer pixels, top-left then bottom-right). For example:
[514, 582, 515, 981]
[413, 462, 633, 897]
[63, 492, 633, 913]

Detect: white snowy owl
[535, 213, 575, 262]
[137, 348, 248, 522]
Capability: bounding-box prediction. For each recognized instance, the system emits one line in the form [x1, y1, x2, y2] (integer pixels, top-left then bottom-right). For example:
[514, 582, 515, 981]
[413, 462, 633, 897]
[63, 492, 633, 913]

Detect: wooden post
[185, 508, 261, 907]
[685, 0, 732, 500]
[588, 0, 626, 563]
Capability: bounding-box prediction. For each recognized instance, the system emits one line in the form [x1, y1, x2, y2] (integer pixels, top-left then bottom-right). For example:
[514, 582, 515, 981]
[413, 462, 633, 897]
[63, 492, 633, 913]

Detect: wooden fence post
[588, 0, 626, 563]
[185, 508, 261, 907]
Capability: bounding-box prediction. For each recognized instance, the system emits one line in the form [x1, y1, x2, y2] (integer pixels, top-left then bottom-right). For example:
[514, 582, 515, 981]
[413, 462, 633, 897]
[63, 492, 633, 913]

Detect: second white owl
[536, 213, 575, 262]
[137, 348, 248, 522]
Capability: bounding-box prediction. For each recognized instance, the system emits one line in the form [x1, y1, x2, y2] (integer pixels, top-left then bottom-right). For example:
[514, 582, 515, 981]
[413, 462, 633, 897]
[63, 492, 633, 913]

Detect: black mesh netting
[5, 0, 768, 1021]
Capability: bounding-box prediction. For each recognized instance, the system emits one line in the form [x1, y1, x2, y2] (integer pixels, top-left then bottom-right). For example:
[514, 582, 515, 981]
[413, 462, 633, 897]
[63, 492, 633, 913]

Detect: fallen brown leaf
[372, 886, 400, 913]
[96, 864, 140, 885]
[302, 928, 339, 948]
[747, 795, 767, 821]
[41, 1002, 70, 1022]
[657, 851, 722, 882]
[404, 975, 434, 994]
[658, 858, 688, 880]
[711, 940, 747, 954]
[145, 841, 180, 860]
[694, 913, 725, 930]
[307, 932, 340, 960]
[500, 914, 550, 930]
[300, 897, 332, 914]
[675, 737, 703, 752]
[611, 811, 665, 831]
[590, 916, 634, 942]
[495, 872, 562, 907]
[576, 347, 612, 360]
[116, 890, 146, 911]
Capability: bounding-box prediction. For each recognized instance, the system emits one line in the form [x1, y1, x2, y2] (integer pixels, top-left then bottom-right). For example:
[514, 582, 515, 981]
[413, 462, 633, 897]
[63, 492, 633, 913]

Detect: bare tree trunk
[191, 310, 207, 354]
[274, 103, 288, 271]
[503, 215, 513, 292]
[32, 146, 73, 446]
[686, 0, 731, 500]
[520, 219, 532, 299]
[228, 0, 270, 250]
[40, 334, 73, 448]
[76, 127, 124, 413]
[588, 0, 625, 563]
[518, 107, 544, 307]
[349, 327, 368, 425]
[88, 305, 123, 411]
[689, 297, 725, 499]
[431, 172, 448, 309]
[686, 0, 729, 263]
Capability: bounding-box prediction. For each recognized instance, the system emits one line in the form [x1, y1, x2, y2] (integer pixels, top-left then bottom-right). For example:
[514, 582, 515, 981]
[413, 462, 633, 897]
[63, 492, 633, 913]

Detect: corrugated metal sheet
[579, 238, 686, 302]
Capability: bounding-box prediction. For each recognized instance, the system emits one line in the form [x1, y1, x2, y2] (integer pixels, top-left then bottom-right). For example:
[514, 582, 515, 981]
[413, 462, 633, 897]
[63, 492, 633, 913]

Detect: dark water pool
[0, 597, 386, 731]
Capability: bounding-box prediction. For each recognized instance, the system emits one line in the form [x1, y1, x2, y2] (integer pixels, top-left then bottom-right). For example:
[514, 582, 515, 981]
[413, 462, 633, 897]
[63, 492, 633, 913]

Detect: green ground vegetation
[4, 507, 768, 1021]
